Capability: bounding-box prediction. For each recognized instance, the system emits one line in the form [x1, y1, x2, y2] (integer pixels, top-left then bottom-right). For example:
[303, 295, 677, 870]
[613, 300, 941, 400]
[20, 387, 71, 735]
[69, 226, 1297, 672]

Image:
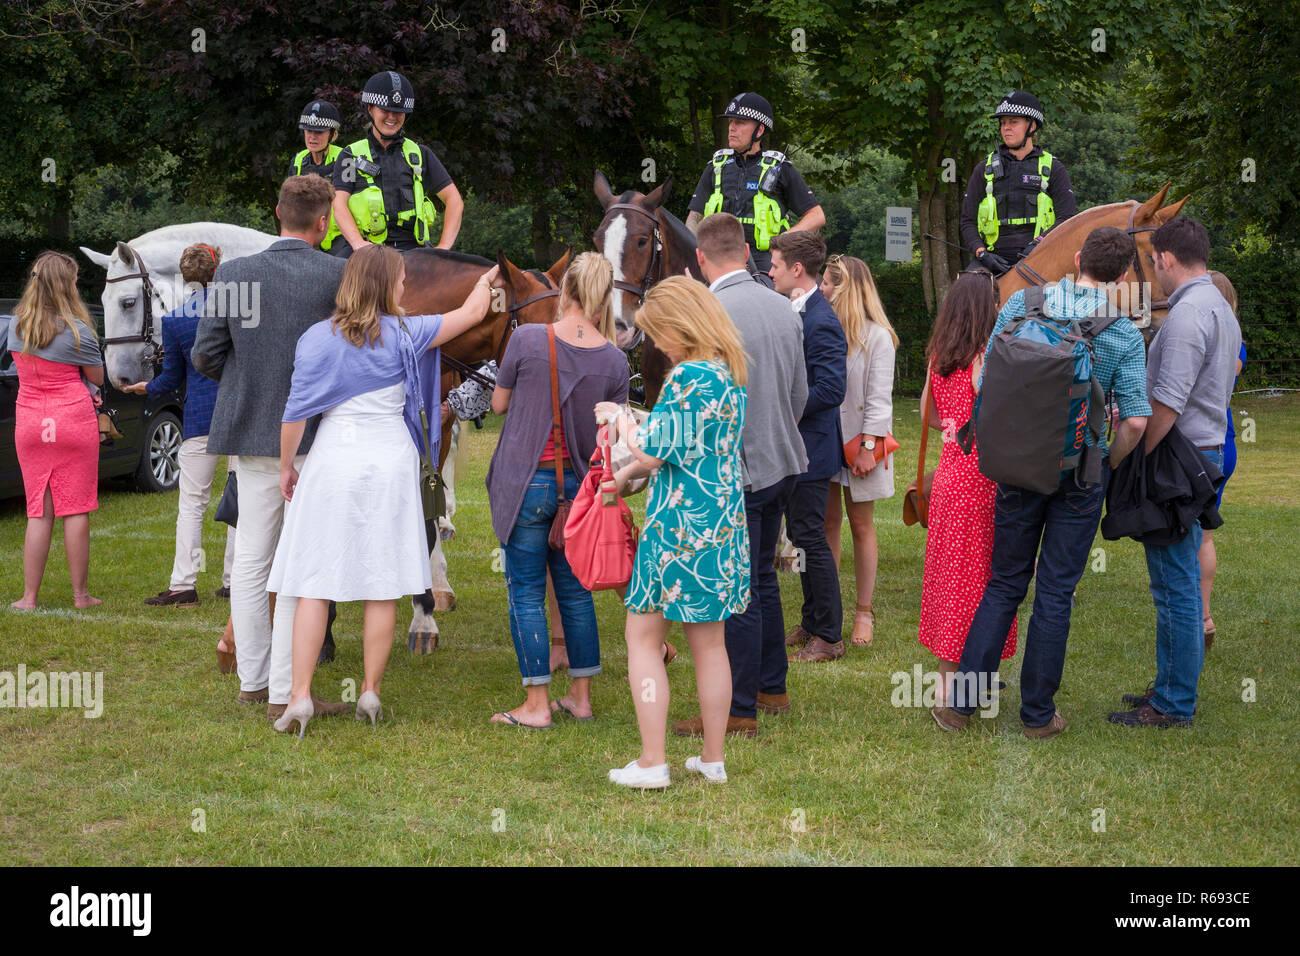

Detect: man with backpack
[933, 226, 1150, 739]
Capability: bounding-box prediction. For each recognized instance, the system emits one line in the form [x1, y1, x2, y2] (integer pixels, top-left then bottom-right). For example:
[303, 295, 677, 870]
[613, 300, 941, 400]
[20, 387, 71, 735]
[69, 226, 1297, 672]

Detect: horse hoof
[433, 590, 456, 612]
[408, 632, 438, 655]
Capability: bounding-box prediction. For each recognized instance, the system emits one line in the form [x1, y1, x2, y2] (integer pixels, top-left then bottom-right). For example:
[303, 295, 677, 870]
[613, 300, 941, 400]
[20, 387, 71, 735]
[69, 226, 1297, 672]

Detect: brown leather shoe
[756, 691, 790, 714]
[931, 705, 969, 732]
[237, 687, 269, 704]
[266, 702, 287, 720]
[788, 636, 846, 662]
[785, 625, 813, 648]
[1023, 712, 1069, 739]
[671, 714, 758, 738]
[144, 588, 199, 607]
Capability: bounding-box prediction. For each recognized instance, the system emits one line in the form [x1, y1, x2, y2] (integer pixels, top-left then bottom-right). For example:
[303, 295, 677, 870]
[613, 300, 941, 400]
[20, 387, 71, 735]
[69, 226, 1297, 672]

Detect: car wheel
[135, 411, 182, 492]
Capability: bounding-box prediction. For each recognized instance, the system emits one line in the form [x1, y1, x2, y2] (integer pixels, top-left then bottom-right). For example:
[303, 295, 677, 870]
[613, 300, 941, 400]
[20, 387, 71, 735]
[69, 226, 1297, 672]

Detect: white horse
[80, 222, 462, 652]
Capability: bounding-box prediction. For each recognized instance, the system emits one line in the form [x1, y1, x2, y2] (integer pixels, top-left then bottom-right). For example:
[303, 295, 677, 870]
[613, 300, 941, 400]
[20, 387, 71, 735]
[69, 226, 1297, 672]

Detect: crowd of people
[4, 74, 1244, 788]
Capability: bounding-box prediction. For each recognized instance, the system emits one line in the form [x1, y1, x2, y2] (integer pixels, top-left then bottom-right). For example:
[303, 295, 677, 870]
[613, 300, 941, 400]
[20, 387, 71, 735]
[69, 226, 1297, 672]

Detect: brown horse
[593, 171, 703, 407]
[391, 247, 568, 652]
[996, 183, 1189, 331]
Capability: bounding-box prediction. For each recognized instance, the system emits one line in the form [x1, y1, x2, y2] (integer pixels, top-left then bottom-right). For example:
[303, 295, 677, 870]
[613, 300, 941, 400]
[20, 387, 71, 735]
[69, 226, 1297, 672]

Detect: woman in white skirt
[268, 245, 499, 736]
[820, 255, 899, 647]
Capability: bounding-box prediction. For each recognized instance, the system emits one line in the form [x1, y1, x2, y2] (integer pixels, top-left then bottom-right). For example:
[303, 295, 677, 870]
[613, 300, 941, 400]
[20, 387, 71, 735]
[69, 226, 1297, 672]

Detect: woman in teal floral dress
[608, 277, 750, 789]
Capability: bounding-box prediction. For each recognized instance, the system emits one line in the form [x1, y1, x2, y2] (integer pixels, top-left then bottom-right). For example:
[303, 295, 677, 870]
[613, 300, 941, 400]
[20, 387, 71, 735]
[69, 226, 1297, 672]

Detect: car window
[0, 314, 14, 376]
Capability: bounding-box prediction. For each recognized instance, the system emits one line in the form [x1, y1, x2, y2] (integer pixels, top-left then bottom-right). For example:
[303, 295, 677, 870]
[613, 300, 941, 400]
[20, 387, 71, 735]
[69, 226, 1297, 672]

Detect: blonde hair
[15, 251, 93, 352]
[824, 254, 899, 351]
[330, 244, 403, 347]
[559, 251, 616, 345]
[634, 276, 748, 387]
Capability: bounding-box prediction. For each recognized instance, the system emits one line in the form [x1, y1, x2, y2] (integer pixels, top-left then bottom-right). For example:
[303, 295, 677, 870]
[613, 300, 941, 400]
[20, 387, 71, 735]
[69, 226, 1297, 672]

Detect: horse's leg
[408, 516, 441, 655]
[432, 419, 458, 610]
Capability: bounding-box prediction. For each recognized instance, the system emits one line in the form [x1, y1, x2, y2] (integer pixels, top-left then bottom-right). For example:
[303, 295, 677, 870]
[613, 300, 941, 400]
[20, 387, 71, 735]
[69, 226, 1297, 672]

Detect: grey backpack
[957, 285, 1125, 494]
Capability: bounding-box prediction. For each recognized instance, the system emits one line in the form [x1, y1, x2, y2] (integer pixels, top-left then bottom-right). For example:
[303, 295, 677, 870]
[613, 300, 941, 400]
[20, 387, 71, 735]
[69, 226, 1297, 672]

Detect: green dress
[624, 360, 750, 622]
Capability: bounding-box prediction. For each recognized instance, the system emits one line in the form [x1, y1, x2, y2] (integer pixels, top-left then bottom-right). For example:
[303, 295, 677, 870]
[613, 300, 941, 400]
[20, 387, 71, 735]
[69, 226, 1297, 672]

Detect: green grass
[2, 396, 1297, 865]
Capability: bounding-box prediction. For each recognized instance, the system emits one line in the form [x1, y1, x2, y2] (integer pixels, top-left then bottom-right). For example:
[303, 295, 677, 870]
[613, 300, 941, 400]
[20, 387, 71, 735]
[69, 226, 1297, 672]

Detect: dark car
[0, 300, 185, 500]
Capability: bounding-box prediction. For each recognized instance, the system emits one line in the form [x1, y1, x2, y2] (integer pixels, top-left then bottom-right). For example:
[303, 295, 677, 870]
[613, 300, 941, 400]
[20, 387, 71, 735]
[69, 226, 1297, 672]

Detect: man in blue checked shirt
[934, 227, 1150, 740]
[124, 243, 235, 608]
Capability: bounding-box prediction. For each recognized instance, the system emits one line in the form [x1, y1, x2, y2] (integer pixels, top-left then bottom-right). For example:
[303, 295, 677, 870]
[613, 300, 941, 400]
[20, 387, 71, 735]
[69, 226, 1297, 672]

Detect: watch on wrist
[863, 438, 876, 451]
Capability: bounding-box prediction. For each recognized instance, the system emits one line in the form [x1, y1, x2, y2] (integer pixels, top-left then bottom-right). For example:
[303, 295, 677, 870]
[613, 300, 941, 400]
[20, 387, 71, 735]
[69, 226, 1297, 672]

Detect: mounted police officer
[960, 90, 1076, 276]
[289, 99, 344, 253]
[686, 92, 824, 278]
[331, 70, 464, 257]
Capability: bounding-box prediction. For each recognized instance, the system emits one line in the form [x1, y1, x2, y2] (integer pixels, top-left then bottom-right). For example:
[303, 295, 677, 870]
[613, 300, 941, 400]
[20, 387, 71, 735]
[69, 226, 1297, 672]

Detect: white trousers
[231, 454, 302, 695]
[169, 436, 236, 590]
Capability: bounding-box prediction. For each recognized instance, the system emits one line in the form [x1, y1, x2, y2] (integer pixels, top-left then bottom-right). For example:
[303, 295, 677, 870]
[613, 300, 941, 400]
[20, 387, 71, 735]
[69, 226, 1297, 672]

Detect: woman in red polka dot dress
[918, 274, 1017, 701]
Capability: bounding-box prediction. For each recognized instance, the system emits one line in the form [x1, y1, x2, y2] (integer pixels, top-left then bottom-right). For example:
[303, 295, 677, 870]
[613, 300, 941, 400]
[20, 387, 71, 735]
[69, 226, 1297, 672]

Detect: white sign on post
[885, 206, 913, 263]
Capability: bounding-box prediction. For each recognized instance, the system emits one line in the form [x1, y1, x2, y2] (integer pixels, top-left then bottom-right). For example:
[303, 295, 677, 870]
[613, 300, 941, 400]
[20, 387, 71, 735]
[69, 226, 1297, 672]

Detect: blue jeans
[1144, 449, 1220, 719]
[725, 475, 796, 718]
[501, 467, 600, 686]
[954, 462, 1109, 726]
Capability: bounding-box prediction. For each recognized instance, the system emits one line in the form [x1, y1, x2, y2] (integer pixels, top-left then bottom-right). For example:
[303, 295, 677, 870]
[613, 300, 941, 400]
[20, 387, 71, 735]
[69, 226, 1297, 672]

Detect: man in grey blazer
[192, 174, 348, 717]
[672, 213, 808, 740]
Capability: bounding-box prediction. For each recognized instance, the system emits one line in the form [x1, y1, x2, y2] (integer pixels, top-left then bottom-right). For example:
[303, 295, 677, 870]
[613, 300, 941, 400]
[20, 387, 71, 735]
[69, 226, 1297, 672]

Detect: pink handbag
[563, 426, 639, 591]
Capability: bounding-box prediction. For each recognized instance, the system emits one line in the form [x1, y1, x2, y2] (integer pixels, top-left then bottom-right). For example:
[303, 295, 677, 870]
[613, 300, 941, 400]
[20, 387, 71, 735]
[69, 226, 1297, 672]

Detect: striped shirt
[986, 278, 1151, 452]
[146, 288, 219, 440]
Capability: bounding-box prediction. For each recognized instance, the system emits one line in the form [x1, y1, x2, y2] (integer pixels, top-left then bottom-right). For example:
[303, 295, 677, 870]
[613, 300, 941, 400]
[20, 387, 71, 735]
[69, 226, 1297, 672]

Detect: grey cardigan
[711, 270, 809, 491]
[192, 238, 346, 458]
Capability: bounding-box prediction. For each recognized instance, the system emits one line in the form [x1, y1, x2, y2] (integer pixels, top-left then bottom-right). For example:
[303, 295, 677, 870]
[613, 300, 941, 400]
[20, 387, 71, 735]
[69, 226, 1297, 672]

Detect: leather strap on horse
[103, 253, 166, 368]
[1125, 201, 1172, 318]
[605, 202, 663, 304]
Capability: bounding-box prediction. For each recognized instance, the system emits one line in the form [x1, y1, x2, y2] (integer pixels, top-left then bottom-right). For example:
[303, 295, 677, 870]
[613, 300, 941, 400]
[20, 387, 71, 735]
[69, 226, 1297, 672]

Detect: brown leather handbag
[903, 366, 936, 528]
[546, 324, 570, 550]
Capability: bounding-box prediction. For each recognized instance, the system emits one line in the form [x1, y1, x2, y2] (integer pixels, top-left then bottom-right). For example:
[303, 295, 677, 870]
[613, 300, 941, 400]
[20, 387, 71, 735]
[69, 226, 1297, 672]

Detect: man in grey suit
[193, 174, 348, 717]
[672, 213, 809, 739]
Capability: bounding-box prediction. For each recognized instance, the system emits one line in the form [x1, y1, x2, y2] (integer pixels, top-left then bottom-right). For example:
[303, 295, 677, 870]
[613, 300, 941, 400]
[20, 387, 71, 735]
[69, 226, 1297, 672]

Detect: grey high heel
[356, 690, 383, 726]
[273, 696, 314, 738]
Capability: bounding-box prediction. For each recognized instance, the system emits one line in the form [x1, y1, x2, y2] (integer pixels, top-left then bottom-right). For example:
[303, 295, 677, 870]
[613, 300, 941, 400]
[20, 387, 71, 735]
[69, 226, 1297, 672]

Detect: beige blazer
[835, 322, 896, 502]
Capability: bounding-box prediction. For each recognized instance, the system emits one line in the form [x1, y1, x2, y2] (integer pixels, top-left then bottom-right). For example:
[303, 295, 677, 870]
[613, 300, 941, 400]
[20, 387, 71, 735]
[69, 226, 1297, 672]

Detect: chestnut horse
[996, 183, 1189, 331]
[593, 171, 703, 407]
[394, 247, 568, 652]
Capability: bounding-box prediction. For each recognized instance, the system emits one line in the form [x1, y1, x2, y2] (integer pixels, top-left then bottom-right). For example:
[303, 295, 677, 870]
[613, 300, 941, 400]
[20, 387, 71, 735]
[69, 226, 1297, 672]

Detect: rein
[102, 251, 166, 368]
[444, 268, 561, 389]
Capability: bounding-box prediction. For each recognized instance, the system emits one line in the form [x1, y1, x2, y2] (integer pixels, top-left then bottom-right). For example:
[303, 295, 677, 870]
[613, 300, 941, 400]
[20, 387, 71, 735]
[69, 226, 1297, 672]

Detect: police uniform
[959, 144, 1076, 262]
[688, 149, 817, 273]
[332, 128, 452, 251]
[288, 99, 345, 250]
[289, 145, 341, 181]
[960, 91, 1076, 265]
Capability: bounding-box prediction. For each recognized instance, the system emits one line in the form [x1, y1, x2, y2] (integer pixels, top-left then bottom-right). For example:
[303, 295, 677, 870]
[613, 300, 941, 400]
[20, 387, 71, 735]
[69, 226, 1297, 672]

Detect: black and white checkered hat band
[728, 105, 774, 128]
[299, 114, 340, 130]
[362, 90, 414, 111]
[994, 101, 1043, 123]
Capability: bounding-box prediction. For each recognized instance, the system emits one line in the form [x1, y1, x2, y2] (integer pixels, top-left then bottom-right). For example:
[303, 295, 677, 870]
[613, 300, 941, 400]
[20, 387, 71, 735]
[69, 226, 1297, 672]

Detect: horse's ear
[115, 241, 135, 267]
[496, 249, 524, 287]
[1135, 182, 1172, 225]
[80, 246, 111, 269]
[644, 175, 673, 210]
[547, 247, 572, 283]
[1157, 194, 1191, 222]
[594, 170, 615, 210]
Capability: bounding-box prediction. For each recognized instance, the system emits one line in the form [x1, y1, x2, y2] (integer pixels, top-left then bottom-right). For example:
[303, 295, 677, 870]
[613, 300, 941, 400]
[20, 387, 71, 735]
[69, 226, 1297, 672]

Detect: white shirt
[790, 285, 817, 314]
[708, 269, 751, 292]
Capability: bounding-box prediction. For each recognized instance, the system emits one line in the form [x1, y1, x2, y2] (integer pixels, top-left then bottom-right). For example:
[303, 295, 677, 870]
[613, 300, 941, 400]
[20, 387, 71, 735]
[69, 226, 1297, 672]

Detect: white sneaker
[685, 756, 727, 783]
[608, 759, 671, 789]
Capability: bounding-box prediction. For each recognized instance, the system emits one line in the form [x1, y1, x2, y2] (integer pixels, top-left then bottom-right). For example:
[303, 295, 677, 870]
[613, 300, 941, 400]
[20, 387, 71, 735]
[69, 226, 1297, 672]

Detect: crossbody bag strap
[547, 324, 565, 502]
[397, 316, 437, 468]
[916, 361, 931, 486]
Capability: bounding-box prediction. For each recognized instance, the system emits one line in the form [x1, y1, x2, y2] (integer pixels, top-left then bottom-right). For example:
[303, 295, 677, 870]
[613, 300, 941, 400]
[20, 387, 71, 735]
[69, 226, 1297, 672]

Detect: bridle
[604, 202, 663, 305]
[442, 267, 560, 389]
[102, 251, 167, 369]
[1124, 201, 1171, 321]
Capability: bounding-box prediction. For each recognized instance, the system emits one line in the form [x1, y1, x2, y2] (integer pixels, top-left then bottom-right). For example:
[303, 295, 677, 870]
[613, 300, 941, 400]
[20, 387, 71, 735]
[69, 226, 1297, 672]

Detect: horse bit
[102, 250, 167, 370]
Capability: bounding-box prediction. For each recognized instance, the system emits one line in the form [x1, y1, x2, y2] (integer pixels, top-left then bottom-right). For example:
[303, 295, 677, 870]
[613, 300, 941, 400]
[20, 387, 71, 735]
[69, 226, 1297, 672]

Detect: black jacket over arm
[1101, 424, 1224, 546]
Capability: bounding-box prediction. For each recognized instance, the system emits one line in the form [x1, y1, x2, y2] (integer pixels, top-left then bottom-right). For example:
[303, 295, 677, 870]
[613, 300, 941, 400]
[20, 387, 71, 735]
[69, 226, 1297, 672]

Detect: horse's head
[79, 240, 178, 387]
[593, 170, 681, 349]
[1127, 182, 1189, 326]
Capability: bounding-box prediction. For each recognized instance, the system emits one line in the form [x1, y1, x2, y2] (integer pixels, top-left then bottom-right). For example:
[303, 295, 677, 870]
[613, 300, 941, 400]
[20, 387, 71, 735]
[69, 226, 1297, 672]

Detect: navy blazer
[795, 287, 848, 482]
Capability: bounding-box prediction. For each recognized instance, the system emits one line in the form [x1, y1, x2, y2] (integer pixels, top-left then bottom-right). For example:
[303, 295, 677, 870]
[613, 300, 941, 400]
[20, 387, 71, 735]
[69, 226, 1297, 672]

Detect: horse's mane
[1029, 200, 1138, 258]
[406, 247, 494, 267]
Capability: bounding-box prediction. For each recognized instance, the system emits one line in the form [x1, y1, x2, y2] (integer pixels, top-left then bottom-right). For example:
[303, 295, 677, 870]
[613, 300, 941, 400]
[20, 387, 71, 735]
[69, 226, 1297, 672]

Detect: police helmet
[298, 99, 341, 132]
[991, 90, 1045, 128]
[361, 71, 415, 114]
[718, 92, 775, 134]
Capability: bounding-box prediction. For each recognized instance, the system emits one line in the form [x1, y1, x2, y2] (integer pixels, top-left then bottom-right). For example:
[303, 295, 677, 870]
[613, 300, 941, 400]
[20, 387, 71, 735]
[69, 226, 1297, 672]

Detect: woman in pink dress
[917, 273, 1016, 704]
[7, 252, 104, 609]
